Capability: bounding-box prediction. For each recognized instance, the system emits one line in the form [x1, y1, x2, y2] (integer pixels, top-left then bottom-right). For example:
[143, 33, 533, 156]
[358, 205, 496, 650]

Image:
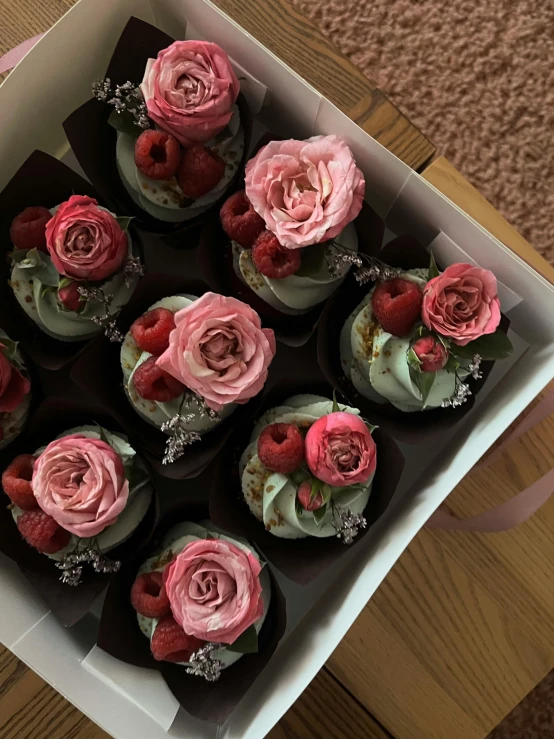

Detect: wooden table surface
[1, 1, 554, 738]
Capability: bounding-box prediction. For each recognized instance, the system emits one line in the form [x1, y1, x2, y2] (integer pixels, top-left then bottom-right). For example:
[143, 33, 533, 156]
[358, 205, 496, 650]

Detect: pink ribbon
[0, 34, 43, 75]
[427, 386, 554, 532]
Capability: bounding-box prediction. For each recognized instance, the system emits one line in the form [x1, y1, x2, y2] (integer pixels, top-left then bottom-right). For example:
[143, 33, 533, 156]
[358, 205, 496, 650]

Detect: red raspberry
[371, 278, 423, 337]
[252, 231, 301, 279]
[10, 206, 51, 252]
[131, 571, 170, 618]
[132, 357, 184, 402]
[134, 129, 181, 180]
[2, 454, 37, 510]
[177, 143, 225, 199]
[220, 191, 265, 248]
[150, 614, 205, 662]
[258, 423, 304, 474]
[17, 510, 70, 554]
[130, 308, 175, 357]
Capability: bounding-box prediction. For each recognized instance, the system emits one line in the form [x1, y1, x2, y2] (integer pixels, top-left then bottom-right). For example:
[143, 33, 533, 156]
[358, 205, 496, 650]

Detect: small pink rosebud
[58, 281, 82, 312]
[297, 480, 324, 511]
[412, 336, 448, 373]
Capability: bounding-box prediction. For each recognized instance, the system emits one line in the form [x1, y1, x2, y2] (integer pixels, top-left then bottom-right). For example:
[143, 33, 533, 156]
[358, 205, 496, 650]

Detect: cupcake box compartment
[1, 0, 554, 737]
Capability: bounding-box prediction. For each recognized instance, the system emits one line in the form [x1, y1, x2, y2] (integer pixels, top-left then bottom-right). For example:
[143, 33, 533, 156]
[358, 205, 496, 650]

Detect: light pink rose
[422, 263, 501, 346]
[0, 347, 30, 413]
[156, 293, 276, 411]
[32, 434, 129, 537]
[45, 195, 128, 282]
[412, 336, 448, 373]
[305, 412, 376, 487]
[244, 135, 365, 249]
[140, 40, 240, 146]
[163, 538, 264, 644]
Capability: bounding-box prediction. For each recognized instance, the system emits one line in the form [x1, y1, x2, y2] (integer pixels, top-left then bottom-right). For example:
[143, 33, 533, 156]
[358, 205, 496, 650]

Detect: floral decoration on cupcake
[219, 135, 365, 314]
[0, 330, 31, 449]
[8, 196, 142, 343]
[340, 254, 513, 411]
[93, 38, 244, 224]
[130, 521, 270, 681]
[240, 394, 375, 543]
[121, 292, 276, 464]
[1, 425, 153, 584]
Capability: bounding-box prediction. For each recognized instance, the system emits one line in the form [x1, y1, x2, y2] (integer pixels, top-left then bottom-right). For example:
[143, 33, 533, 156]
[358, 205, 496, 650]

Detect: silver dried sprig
[56, 547, 121, 586]
[77, 285, 123, 342]
[92, 78, 150, 129]
[326, 242, 402, 285]
[331, 503, 367, 545]
[185, 643, 224, 682]
[468, 354, 483, 380]
[182, 391, 220, 421]
[160, 413, 200, 465]
[123, 256, 144, 288]
[441, 374, 472, 408]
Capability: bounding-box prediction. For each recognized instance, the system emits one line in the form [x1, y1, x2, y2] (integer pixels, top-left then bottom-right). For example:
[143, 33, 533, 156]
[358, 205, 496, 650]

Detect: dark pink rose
[422, 263, 501, 346]
[244, 135, 365, 248]
[157, 293, 276, 411]
[163, 538, 264, 644]
[45, 195, 128, 282]
[0, 348, 30, 413]
[412, 336, 448, 372]
[140, 40, 240, 146]
[305, 412, 376, 487]
[32, 434, 129, 537]
[58, 281, 82, 311]
[297, 480, 324, 511]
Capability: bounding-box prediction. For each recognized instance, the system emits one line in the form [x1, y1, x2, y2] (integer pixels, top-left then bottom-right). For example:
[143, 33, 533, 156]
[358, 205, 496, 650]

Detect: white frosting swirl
[116, 106, 244, 223]
[232, 222, 358, 314]
[0, 330, 31, 450]
[136, 521, 271, 670]
[340, 269, 470, 412]
[240, 394, 373, 539]
[121, 295, 235, 434]
[11, 425, 153, 560]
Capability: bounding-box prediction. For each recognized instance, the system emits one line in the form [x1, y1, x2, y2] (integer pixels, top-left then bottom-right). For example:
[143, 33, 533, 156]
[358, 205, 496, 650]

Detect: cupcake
[94, 38, 244, 225]
[8, 196, 142, 342]
[340, 255, 513, 412]
[0, 331, 31, 450]
[2, 425, 154, 584]
[130, 521, 270, 679]
[121, 292, 276, 464]
[219, 135, 365, 315]
[240, 394, 375, 543]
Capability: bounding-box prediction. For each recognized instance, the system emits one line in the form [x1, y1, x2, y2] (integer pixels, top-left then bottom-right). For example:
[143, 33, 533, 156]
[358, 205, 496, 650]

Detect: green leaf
[126, 462, 150, 491]
[331, 391, 340, 413]
[415, 324, 427, 338]
[0, 337, 19, 362]
[313, 504, 329, 527]
[289, 468, 309, 487]
[227, 625, 259, 654]
[443, 354, 460, 373]
[41, 284, 57, 300]
[428, 252, 440, 280]
[107, 108, 144, 139]
[407, 347, 422, 371]
[449, 330, 514, 360]
[320, 484, 332, 505]
[13, 248, 60, 287]
[116, 216, 134, 232]
[95, 424, 110, 446]
[58, 276, 73, 291]
[412, 369, 437, 409]
[310, 477, 323, 500]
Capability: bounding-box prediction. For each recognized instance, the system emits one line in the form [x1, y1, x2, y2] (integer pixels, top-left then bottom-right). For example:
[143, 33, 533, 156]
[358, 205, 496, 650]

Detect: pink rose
[140, 40, 240, 146]
[422, 263, 501, 346]
[244, 135, 365, 249]
[305, 412, 376, 487]
[32, 434, 129, 537]
[163, 538, 264, 644]
[157, 293, 276, 411]
[412, 336, 448, 372]
[0, 348, 30, 413]
[45, 195, 128, 282]
[297, 480, 324, 511]
[58, 281, 83, 311]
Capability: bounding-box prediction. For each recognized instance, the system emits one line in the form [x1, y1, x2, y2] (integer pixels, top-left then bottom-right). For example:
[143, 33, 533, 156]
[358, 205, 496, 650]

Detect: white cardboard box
[1, 0, 554, 737]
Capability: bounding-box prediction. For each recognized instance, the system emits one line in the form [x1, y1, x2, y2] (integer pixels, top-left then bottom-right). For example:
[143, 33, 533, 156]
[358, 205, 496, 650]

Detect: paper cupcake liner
[0, 149, 145, 370]
[0, 397, 159, 627]
[69, 272, 266, 479]
[97, 498, 287, 725]
[317, 235, 510, 443]
[208, 380, 405, 584]
[63, 16, 253, 244]
[197, 189, 386, 347]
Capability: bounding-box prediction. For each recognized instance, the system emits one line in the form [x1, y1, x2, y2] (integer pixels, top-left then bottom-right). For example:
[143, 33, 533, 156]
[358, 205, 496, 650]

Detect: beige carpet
[292, 0, 554, 264]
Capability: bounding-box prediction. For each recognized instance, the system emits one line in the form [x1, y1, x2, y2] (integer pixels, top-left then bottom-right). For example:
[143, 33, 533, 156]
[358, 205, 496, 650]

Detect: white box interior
[1, 0, 554, 737]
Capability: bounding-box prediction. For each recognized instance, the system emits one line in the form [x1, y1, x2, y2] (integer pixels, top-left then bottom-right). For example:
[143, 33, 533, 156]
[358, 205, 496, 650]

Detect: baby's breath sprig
[441, 354, 482, 408]
[331, 501, 367, 544]
[326, 242, 402, 285]
[123, 256, 144, 288]
[77, 286, 123, 342]
[185, 643, 224, 682]
[92, 78, 150, 130]
[182, 391, 220, 421]
[160, 413, 200, 465]
[56, 543, 121, 586]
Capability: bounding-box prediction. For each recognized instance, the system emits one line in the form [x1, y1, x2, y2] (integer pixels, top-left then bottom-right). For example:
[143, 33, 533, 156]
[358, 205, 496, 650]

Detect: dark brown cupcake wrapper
[97, 498, 287, 725]
[69, 272, 268, 479]
[208, 380, 405, 584]
[63, 16, 253, 244]
[0, 149, 145, 370]
[0, 397, 159, 627]
[317, 235, 511, 443]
